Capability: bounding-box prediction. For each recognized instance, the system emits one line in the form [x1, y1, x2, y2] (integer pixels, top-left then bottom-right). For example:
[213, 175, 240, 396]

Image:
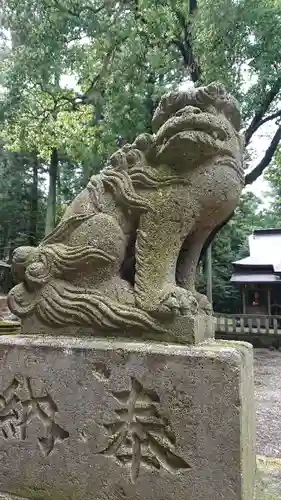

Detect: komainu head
[152, 82, 243, 173]
[104, 83, 244, 182]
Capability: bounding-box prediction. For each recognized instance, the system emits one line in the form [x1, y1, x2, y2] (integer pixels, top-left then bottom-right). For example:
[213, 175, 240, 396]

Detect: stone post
[0, 336, 255, 500]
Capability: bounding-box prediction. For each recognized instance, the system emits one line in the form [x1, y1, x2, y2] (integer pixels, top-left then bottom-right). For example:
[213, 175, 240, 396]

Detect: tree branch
[170, 39, 190, 66]
[245, 78, 281, 145]
[52, 0, 77, 17]
[252, 109, 281, 130]
[75, 45, 117, 112]
[245, 125, 281, 185]
[189, 0, 197, 14]
[170, 2, 200, 83]
[53, 0, 107, 17]
[36, 42, 118, 114]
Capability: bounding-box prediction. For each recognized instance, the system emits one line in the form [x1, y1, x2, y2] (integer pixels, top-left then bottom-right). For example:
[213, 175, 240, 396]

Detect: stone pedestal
[0, 336, 256, 500]
[20, 313, 215, 345]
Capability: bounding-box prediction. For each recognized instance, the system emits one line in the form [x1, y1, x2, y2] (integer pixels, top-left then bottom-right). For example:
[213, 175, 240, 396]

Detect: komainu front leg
[134, 213, 198, 316]
[177, 227, 212, 315]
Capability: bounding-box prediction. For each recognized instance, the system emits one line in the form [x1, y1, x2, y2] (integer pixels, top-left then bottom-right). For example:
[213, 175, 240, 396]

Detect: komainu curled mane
[8, 83, 244, 340]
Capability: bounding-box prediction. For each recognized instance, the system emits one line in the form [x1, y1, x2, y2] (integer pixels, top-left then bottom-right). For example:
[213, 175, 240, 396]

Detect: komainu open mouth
[156, 110, 230, 146]
[154, 102, 241, 168]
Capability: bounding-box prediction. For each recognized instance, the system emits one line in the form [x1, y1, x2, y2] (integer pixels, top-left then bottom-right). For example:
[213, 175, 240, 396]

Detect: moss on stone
[11, 486, 81, 500]
[256, 456, 281, 500]
[4, 455, 281, 500]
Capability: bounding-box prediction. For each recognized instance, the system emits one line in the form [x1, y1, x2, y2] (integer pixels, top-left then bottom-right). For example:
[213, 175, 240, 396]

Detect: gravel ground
[255, 348, 281, 458]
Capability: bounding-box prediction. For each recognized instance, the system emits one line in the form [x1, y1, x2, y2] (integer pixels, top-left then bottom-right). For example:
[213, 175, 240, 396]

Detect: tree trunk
[1, 267, 14, 294]
[1, 225, 12, 261]
[0, 225, 9, 260]
[45, 148, 58, 236]
[82, 162, 92, 186]
[206, 243, 213, 305]
[29, 153, 39, 245]
[145, 73, 156, 132]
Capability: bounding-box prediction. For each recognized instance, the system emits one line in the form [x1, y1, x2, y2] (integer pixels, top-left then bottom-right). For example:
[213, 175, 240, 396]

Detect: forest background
[1, 0, 281, 313]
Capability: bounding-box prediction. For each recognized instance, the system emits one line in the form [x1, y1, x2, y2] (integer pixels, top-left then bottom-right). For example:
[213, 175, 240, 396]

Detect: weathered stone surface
[0, 495, 25, 500]
[0, 336, 255, 500]
[256, 456, 281, 499]
[19, 311, 215, 345]
[8, 83, 244, 340]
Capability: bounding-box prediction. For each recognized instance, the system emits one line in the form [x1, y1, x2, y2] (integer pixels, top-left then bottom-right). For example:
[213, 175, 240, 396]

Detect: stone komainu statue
[8, 83, 244, 339]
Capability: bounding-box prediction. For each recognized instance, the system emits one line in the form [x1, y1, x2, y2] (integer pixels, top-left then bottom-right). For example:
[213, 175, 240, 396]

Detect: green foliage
[197, 192, 281, 313]
[264, 149, 281, 223]
[193, 0, 281, 117]
[1, 0, 281, 307]
[2, 0, 281, 166]
[0, 149, 46, 257]
[1, 0, 185, 166]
